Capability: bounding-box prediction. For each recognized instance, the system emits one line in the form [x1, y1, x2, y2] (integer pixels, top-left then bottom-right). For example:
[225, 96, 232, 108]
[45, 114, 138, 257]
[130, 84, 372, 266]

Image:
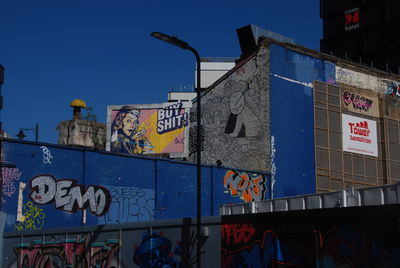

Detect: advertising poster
[106, 102, 190, 157]
[342, 114, 378, 157]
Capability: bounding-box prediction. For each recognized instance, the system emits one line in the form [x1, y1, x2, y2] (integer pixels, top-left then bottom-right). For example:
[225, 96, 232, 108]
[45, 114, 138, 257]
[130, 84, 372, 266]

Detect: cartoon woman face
[121, 112, 139, 137]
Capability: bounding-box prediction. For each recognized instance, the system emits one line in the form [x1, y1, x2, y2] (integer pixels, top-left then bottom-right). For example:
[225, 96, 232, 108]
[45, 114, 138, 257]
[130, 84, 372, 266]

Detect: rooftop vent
[236, 24, 295, 56]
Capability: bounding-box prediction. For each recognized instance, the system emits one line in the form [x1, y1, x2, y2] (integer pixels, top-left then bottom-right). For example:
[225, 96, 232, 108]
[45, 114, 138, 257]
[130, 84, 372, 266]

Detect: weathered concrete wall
[191, 47, 270, 171]
[57, 119, 106, 149]
[336, 65, 400, 95]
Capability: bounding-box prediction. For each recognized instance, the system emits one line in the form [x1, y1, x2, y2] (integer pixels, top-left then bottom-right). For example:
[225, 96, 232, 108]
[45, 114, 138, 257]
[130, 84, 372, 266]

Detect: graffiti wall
[3, 216, 222, 268]
[221, 204, 400, 267]
[4, 203, 400, 267]
[0, 139, 269, 232]
[106, 102, 191, 157]
[190, 46, 271, 172]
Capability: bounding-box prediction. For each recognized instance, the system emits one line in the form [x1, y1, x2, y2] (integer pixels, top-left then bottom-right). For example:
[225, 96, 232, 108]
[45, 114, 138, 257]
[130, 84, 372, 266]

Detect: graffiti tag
[99, 186, 155, 224]
[14, 201, 45, 231]
[2, 167, 22, 197]
[40, 146, 53, 164]
[12, 234, 120, 268]
[157, 102, 189, 134]
[381, 79, 400, 98]
[222, 224, 256, 245]
[30, 175, 111, 216]
[224, 170, 266, 202]
[342, 91, 373, 112]
[270, 136, 276, 199]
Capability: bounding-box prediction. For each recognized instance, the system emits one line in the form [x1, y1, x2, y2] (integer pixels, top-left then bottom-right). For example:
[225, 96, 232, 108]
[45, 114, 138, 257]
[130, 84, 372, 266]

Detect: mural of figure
[133, 233, 180, 268]
[225, 89, 261, 138]
[111, 107, 153, 154]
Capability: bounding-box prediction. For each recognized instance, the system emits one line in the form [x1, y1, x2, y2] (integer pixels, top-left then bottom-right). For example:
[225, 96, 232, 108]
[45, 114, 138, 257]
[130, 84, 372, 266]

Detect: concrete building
[57, 99, 106, 150]
[190, 28, 400, 198]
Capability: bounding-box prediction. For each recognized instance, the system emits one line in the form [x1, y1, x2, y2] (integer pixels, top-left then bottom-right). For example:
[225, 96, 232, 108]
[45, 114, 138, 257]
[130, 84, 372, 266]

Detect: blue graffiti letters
[30, 175, 111, 216]
[157, 102, 188, 134]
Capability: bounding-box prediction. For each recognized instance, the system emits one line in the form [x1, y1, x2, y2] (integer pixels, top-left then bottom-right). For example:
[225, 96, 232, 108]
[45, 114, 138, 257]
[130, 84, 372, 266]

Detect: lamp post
[16, 123, 39, 142]
[151, 32, 202, 268]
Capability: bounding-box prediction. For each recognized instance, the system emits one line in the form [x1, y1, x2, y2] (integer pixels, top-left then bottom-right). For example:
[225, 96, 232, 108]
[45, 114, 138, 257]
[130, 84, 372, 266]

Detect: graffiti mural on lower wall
[9, 234, 120, 268]
[4, 205, 400, 267]
[221, 205, 400, 267]
[7, 232, 182, 268]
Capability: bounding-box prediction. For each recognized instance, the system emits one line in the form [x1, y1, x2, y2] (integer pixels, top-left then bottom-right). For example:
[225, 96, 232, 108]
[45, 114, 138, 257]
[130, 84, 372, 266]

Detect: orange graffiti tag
[224, 170, 265, 202]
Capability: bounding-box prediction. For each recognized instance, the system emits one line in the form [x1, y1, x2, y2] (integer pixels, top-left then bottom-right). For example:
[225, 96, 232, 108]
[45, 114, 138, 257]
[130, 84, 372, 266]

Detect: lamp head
[16, 129, 26, 140]
[151, 32, 190, 50]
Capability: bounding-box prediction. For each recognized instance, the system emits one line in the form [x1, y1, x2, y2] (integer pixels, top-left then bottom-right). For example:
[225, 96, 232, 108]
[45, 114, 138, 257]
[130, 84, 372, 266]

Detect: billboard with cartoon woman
[106, 102, 191, 157]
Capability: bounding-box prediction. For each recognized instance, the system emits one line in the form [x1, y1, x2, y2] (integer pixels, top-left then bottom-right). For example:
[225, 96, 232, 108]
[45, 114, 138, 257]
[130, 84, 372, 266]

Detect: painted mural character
[111, 107, 153, 154]
[224, 87, 261, 138]
[133, 233, 180, 268]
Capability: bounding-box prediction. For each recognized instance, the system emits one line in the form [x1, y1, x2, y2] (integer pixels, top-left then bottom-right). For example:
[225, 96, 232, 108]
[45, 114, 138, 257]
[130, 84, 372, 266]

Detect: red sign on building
[345, 7, 360, 31]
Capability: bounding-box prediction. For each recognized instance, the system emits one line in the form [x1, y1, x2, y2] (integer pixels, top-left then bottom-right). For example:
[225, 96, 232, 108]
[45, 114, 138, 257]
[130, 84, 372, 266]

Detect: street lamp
[16, 123, 39, 142]
[151, 32, 203, 268]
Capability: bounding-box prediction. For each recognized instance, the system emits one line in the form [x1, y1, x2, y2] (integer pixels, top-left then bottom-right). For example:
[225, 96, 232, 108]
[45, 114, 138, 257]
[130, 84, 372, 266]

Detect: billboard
[342, 114, 378, 157]
[106, 102, 191, 157]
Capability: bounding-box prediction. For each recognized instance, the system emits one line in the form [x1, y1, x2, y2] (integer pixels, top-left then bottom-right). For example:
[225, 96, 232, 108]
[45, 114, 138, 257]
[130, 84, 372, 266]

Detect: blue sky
[0, 0, 321, 143]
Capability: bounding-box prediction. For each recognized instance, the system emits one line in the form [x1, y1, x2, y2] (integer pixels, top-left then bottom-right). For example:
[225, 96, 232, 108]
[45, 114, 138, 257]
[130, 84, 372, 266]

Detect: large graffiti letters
[224, 170, 266, 202]
[12, 235, 120, 268]
[157, 102, 188, 134]
[30, 175, 111, 216]
[342, 91, 373, 112]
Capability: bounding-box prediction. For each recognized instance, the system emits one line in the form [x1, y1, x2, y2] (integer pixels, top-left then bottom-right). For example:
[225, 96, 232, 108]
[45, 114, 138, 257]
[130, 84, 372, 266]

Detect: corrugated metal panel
[220, 182, 400, 215]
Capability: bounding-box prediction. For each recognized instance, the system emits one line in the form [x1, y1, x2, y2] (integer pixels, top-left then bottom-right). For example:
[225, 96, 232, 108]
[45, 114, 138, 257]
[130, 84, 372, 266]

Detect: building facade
[320, 0, 400, 73]
[191, 37, 400, 198]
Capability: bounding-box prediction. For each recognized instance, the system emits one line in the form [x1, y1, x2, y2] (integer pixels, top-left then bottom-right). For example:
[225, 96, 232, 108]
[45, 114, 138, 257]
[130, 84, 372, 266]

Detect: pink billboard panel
[106, 102, 190, 157]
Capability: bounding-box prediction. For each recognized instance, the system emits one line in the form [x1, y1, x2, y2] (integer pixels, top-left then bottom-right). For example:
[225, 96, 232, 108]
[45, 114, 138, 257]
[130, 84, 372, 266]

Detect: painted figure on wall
[133, 233, 181, 267]
[224, 81, 261, 138]
[111, 107, 153, 154]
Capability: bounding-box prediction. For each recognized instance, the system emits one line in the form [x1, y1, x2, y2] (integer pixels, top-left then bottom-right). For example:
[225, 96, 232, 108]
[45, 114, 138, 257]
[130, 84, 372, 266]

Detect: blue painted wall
[1, 139, 270, 232]
[269, 44, 336, 198]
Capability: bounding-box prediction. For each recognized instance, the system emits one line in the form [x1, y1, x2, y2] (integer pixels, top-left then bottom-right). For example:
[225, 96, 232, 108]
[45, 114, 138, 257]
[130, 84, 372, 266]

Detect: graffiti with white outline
[224, 170, 266, 202]
[29, 175, 111, 216]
